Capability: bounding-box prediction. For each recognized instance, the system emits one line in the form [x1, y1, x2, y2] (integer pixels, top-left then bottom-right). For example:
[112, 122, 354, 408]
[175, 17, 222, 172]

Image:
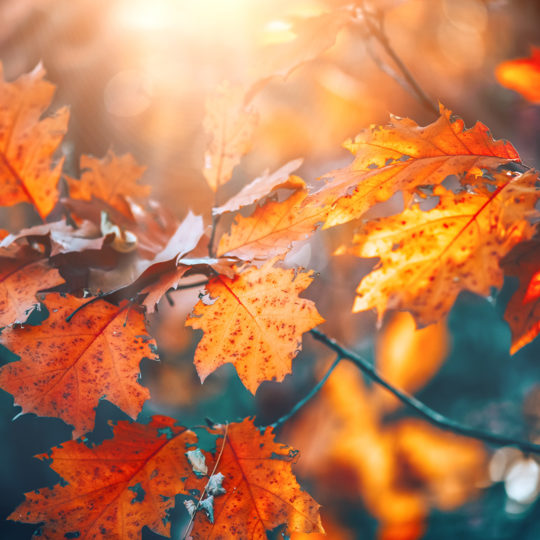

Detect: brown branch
[359, 4, 439, 117]
[309, 328, 540, 455]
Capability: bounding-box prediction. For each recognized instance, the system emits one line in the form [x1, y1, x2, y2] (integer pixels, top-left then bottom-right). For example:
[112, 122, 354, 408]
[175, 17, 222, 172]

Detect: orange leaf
[311, 105, 519, 229]
[186, 260, 324, 393]
[189, 418, 323, 539]
[496, 47, 540, 104]
[350, 172, 539, 325]
[202, 82, 258, 192]
[374, 312, 448, 412]
[9, 416, 196, 539]
[214, 158, 304, 215]
[502, 239, 540, 353]
[0, 63, 69, 219]
[217, 190, 327, 262]
[0, 293, 158, 436]
[66, 150, 150, 218]
[0, 246, 63, 327]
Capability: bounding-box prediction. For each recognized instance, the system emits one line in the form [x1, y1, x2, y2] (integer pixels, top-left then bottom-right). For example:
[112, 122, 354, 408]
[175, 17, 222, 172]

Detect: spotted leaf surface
[189, 419, 323, 539]
[348, 172, 539, 325]
[311, 105, 520, 229]
[0, 63, 68, 218]
[9, 416, 196, 539]
[0, 293, 158, 436]
[0, 247, 63, 327]
[185, 260, 324, 393]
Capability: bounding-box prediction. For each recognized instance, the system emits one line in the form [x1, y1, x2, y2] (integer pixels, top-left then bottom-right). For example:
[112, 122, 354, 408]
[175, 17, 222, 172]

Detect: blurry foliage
[1, 0, 540, 538]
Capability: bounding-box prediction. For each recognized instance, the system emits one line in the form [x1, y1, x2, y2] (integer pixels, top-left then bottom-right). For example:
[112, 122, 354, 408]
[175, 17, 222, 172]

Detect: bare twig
[208, 212, 221, 258]
[310, 328, 540, 454]
[359, 4, 439, 117]
[270, 354, 342, 429]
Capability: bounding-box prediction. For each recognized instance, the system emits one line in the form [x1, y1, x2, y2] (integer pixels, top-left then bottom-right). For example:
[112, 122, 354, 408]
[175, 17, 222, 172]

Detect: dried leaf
[350, 172, 539, 325]
[189, 419, 323, 539]
[203, 82, 258, 192]
[312, 105, 520, 229]
[502, 239, 540, 353]
[0, 246, 63, 327]
[214, 158, 304, 215]
[218, 190, 327, 262]
[66, 150, 150, 218]
[9, 416, 196, 539]
[186, 260, 324, 393]
[0, 63, 68, 218]
[0, 293, 158, 436]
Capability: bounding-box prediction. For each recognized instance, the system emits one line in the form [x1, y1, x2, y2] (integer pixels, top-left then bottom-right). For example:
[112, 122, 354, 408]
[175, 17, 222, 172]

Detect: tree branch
[310, 328, 540, 454]
[359, 5, 439, 117]
[270, 354, 342, 429]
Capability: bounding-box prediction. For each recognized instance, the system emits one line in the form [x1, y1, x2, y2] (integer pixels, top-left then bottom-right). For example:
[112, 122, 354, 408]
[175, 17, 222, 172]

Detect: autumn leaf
[9, 416, 197, 539]
[1, 219, 109, 256]
[0, 246, 63, 327]
[188, 418, 323, 539]
[502, 238, 540, 354]
[0, 293, 158, 436]
[0, 63, 69, 219]
[217, 190, 327, 262]
[496, 47, 540, 104]
[347, 172, 539, 325]
[213, 158, 304, 215]
[186, 260, 324, 393]
[66, 150, 150, 218]
[311, 105, 520, 229]
[202, 82, 258, 192]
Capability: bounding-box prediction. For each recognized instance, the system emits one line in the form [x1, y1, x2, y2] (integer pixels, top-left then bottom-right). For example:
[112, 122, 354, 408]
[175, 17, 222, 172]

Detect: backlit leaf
[186, 260, 324, 393]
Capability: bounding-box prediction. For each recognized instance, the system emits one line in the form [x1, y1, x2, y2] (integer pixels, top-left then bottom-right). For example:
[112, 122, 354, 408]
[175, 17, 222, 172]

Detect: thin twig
[208, 213, 221, 258]
[310, 328, 540, 454]
[359, 4, 439, 117]
[182, 423, 229, 540]
[270, 354, 342, 429]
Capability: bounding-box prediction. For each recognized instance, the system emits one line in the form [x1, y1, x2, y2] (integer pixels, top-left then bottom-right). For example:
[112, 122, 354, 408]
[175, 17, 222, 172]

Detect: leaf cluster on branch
[0, 4, 539, 538]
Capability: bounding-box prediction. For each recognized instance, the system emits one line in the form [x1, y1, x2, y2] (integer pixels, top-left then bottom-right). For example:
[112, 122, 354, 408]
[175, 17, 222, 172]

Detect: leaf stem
[310, 328, 540, 454]
[270, 354, 342, 429]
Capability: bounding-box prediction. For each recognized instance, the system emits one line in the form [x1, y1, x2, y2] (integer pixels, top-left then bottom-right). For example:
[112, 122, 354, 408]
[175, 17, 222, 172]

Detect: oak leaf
[0, 246, 63, 327]
[0, 63, 69, 219]
[0, 293, 158, 436]
[214, 158, 304, 215]
[185, 260, 324, 393]
[348, 172, 539, 325]
[202, 82, 258, 192]
[502, 239, 540, 354]
[66, 150, 149, 218]
[312, 105, 520, 229]
[496, 47, 540, 104]
[188, 418, 323, 539]
[217, 190, 327, 262]
[9, 416, 196, 539]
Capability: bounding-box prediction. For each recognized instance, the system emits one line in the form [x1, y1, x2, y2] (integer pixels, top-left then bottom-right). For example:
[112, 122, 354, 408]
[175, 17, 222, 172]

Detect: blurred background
[1, 0, 540, 538]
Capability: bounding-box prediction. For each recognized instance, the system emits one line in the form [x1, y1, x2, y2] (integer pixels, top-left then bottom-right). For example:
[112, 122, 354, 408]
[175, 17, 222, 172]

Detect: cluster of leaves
[1, 5, 540, 538]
